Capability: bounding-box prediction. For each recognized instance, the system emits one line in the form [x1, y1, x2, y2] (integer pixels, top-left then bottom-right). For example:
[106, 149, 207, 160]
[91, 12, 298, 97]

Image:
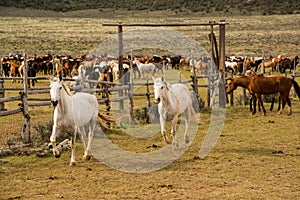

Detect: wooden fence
[0, 66, 220, 144]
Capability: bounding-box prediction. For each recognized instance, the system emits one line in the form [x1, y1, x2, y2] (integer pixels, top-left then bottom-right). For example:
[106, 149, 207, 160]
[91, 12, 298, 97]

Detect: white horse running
[152, 76, 196, 149]
[133, 59, 156, 79]
[49, 77, 113, 166]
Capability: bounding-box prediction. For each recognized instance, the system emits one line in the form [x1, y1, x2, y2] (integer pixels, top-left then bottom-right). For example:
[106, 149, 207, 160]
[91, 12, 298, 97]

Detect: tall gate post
[218, 20, 227, 108]
[0, 79, 4, 111]
[21, 50, 31, 144]
[118, 22, 124, 110]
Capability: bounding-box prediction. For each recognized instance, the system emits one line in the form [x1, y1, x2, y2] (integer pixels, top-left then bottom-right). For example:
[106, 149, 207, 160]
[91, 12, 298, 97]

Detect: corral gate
[102, 20, 227, 108]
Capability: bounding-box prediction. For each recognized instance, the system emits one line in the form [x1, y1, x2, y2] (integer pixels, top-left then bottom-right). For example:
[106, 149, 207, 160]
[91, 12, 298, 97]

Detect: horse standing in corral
[97, 66, 114, 98]
[249, 75, 300, 115]
[226, 75, 300, 115]
[110, 62, 130, 81]
[225, 61, 238, 75]
[133, 59, 156, 79]
[49, 77, 115, 166]
[170, 55, 181, 69]
[257, 61, 276, 73]
[8, 59, 22, 82]
[26, 59, 38, 88]
[53, 57, 67, 78]
[152, 76, 196, 150]
[153, 62, 164, 74]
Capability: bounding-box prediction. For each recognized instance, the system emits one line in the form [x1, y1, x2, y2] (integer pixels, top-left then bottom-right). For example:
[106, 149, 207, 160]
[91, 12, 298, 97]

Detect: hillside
[1, 0, 300, 16]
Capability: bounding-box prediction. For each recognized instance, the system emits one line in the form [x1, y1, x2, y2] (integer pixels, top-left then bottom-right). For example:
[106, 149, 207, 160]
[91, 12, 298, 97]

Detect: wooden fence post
[0, 56, 3, 77]
[191, 53, 199, 105]
[118, 22, 124, 110]
[21, 50, 31, 144]
[129, 69, 135, 125]
[218, 20, 226, 108]
[145, 76, 151, 123]
[0, 79, 4, 111]
[104, 84, 111, 128]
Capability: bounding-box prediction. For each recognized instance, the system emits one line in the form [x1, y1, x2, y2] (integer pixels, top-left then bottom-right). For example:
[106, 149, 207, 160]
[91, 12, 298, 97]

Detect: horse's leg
[270, 95, 275, 111]
[50, 112, 60, 158]
[277, 94, 285, 114]
[252, 95, 257, 115]
[249, 96, 253, 112]
[78, 126, 87, 152]
[277, 96, 281, 111]
[70, 127, 77, 166]
[286, 95, 292, 115]
[160, 115, 171, 144]
[184, 109, 191, 144]
[83, 121, 95, 160]
[257, 94, 266, 115]
[171, 116, 179, 150]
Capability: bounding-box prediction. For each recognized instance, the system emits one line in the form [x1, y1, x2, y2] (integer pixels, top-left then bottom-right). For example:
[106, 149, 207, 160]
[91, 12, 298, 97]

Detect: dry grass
[0, 12, 299, 55]
[0, 102, 299, 199]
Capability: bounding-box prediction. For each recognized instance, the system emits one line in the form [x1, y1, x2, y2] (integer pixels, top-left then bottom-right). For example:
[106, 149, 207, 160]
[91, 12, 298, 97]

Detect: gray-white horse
[133, 59, 156, 79]
[152, 76, 196, 149]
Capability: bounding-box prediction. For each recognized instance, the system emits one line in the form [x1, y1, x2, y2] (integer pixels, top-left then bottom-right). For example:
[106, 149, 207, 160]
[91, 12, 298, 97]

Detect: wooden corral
[0, 63, 219, 145]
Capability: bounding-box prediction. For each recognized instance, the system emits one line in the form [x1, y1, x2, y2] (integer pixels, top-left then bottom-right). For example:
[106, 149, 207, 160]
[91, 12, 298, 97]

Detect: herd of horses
[225, 54, 299, 75]
[0, 53, 184, 88]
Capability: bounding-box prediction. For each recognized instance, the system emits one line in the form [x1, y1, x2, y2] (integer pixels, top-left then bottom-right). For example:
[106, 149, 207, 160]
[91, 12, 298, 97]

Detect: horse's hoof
[185, 136, 190, 144]
[165, 140, 172, 145]
[69, 162, 76, 167]
[287, 113, 292, 116]
[172, 143, 178, 151]
[83, 155, 92, 160]
[54, 153, 61, 158]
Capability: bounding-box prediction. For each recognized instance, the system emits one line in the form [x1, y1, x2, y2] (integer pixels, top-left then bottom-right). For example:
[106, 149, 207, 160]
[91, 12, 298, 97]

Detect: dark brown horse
[227, 75, 300, 115]
[249, 75, 300, 115]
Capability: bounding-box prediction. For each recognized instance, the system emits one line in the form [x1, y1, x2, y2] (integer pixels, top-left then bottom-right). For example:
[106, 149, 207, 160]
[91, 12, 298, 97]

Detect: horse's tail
[97, 112, 116, 130]
[291, 79, 300, 99]
[189, 104, 199, 124]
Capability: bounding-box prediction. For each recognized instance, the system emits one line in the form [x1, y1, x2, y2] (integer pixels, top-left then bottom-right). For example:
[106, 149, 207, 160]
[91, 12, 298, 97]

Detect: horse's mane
[61, 82, 73, 96]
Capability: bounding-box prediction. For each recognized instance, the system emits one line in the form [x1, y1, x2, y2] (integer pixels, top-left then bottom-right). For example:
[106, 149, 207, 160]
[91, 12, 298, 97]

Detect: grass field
[0, 9, 299, 56]
[0, 8, 300, 200]
[0, 102, 300, 199]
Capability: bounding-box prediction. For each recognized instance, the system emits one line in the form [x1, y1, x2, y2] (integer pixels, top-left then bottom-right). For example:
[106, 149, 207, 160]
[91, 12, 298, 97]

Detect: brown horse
[258, 61, 275, 73]
[249, 75, 300, 115]
[227, 75, 300, 115]
[97, 66, 114, 98]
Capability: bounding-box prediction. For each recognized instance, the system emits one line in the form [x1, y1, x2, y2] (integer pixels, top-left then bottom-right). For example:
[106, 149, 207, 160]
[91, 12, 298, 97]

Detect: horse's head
[226, 78, 237, 94]
[152, 76, 168, 104]
[50, 78, 62, 107]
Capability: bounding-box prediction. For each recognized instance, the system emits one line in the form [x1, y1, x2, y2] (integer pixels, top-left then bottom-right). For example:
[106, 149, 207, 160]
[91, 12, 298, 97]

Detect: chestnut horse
[227, 75, 300, 115]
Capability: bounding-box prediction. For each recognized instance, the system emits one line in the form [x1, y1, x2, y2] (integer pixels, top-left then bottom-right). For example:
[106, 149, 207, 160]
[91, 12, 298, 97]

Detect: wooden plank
[0, 95, 21, 103]
[29, 102, 51, 107]
[0, 107, 22, 116]
[102, 22, 229, 27]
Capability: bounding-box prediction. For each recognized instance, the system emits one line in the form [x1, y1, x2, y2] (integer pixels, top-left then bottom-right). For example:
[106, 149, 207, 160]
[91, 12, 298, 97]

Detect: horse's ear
[49, 76, 57, 83]
[161, 76, 164, 82]
[58, 74, 63, 82]
[152, 76, 156, 82]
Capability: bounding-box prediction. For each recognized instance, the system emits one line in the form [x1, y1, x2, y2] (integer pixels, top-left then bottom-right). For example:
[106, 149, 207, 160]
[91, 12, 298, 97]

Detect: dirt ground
[1, 103, 299, 199]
